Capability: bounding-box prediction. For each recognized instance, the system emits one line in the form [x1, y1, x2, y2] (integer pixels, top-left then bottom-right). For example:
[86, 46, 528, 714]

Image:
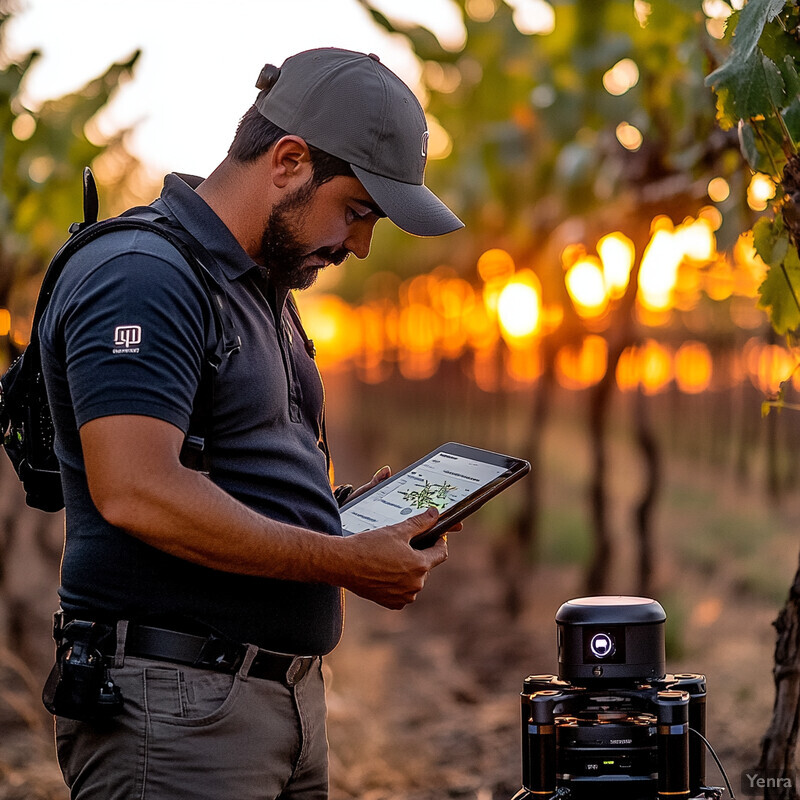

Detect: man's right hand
[339, 507, 448, 610]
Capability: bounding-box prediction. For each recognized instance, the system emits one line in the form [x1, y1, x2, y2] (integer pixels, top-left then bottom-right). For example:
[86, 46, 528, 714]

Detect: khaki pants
[54, 648, 328, 800]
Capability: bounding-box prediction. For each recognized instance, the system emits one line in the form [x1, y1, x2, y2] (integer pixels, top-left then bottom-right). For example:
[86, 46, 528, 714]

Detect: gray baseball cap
[254, 48, 464, 237]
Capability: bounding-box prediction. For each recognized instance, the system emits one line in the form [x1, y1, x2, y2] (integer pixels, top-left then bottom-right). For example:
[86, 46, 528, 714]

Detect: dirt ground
[0, 379, 795, 799]
[0, 503, 789, 800]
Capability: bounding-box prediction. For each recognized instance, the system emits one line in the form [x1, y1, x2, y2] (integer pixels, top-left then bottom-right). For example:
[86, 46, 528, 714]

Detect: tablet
[339, 442, 531, 549]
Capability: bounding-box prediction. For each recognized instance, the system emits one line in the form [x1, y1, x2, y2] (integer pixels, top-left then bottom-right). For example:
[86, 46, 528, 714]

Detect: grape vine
[706, 0, 800, 412]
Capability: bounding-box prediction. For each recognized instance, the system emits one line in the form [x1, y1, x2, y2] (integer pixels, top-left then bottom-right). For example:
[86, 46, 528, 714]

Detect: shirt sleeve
[56, 245, 210, 432]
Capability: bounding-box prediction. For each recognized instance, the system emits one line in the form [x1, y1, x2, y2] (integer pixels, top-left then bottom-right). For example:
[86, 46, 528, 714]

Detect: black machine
[512, 596, 729, 800]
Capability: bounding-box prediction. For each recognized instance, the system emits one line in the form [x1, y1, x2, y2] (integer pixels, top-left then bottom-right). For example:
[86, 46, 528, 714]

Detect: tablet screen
[340, 450, 509, 534]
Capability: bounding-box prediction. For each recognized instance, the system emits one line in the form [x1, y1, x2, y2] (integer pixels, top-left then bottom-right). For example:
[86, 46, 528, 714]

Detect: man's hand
[347, 464, 391, 502]
[81, 414, 449, 607]
[339, 507, 448, 610]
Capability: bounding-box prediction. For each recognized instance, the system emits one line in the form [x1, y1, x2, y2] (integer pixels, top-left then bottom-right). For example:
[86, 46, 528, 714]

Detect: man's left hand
[348, 464, 392, 502]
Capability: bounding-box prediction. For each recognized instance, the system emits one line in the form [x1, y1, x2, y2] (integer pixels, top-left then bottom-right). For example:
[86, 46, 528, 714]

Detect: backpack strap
[37, 173, 240, 473]
[131, 218, 242, 471]
[117, 209, 242, 370]
[285, 293, 331, 477]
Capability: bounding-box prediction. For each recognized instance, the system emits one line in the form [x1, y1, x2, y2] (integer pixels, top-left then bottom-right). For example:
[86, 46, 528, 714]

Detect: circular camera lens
[590, 632, 615, 658]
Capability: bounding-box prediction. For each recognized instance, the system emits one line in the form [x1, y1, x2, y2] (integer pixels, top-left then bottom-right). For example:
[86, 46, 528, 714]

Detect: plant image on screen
[400, 480, 458, 510]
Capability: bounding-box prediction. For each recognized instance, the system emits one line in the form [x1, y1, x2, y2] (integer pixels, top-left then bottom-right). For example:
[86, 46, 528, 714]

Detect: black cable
[690, 727, 736, 799]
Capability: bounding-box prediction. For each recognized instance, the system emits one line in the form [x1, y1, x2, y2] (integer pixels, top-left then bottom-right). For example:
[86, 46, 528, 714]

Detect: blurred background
[1, 0, 798, 797]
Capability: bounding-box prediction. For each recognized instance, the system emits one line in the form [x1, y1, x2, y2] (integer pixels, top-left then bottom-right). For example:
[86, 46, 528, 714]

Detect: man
[40, 48, 463, 799]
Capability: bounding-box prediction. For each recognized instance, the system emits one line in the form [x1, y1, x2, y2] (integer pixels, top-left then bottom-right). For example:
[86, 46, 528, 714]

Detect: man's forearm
[81, 414, 447, 609]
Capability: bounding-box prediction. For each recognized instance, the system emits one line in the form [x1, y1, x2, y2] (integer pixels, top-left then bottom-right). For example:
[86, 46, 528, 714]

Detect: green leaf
[758, 17, 800, 74]
[737, 0, 786, 53]
[714, 85, 739, 130]
[738, 120, 760, 167]
[772, 230, 790, 263]
[729, 50, 786, 120]
[753, 214, 785, 260]
[780, 54, 800, 98]
[757, 227, 800, 334]
[784, 96, 800, 143]
[706, 0, 786, 87]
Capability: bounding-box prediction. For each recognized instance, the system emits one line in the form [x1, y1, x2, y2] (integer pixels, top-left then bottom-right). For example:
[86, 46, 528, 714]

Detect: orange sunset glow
[292, 212, 784, 398]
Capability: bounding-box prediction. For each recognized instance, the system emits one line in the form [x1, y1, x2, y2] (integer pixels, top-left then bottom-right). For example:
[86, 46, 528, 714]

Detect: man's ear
[271, 135, 313, 189]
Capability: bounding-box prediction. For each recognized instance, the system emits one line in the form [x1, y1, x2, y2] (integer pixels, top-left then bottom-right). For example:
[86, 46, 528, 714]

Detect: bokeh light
[707, 177, 730, 203]
[597, 232, 635, 299]
[508, 0, 556, 35]
[746, 339, 796, 394]
[497, 270, 542, 341]
[603, 59, 640, 96]
[674, 341, 713, 394]
[638, 228, 682, 311]
[566, 257, 608, 318]
[555, 335, 608, 389]
[747, 173, 777, 212]
[253, 212, 778, 400]
[616, 122, 643, 151]
[477, 248, 515, 283]
[617, 340, 673, 395]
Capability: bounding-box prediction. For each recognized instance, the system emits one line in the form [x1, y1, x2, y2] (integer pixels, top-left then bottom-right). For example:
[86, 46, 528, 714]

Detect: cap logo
[421, 130, 429, 159]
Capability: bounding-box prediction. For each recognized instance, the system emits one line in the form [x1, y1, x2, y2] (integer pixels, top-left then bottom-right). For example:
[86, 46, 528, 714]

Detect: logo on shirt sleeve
[112, 324, 142, 354]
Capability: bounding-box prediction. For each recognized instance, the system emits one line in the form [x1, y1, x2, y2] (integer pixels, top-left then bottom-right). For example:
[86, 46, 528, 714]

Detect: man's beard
[260, 181, 350, 291]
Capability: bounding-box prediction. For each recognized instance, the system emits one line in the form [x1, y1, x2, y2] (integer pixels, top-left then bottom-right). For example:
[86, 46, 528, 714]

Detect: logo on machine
[590, 632, 616, 659]
[113, 324, 142, 354]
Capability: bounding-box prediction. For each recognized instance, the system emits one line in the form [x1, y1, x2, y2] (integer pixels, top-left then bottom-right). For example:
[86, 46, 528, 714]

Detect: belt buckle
[196, 635, 241, 673]
[286, 656, 315, 686]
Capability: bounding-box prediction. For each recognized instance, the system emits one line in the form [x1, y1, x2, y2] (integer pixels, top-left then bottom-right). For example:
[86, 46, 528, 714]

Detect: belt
[55, 614, 317, 686]
[125, 625, 318, 685]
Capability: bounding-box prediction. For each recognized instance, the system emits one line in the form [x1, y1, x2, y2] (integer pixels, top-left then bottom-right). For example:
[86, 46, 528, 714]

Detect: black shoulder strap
[32, 184, 238, 360]
[116, 211, 243, 370]
[36, 169, 241, 472]
[285, 293, 331, 476]
[134, 219, 242, 470]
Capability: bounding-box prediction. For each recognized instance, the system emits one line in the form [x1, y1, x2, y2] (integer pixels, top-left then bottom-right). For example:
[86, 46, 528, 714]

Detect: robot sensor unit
[511, 596, 728, 800]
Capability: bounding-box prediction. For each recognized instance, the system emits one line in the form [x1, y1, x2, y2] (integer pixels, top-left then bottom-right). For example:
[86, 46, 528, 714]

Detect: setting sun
[566, 257, 608, 318]
[497, 272, 542, 340]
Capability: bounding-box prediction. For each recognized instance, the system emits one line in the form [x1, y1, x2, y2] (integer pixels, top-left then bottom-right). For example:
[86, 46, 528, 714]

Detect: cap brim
[351, 165, 464, 237]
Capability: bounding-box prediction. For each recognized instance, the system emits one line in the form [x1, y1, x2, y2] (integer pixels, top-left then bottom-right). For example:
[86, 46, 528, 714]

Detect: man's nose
[345, 219, 377, 260]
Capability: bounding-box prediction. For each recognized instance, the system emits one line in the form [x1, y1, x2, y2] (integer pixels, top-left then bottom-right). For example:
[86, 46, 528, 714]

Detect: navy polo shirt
[39, 174, 344, 655]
